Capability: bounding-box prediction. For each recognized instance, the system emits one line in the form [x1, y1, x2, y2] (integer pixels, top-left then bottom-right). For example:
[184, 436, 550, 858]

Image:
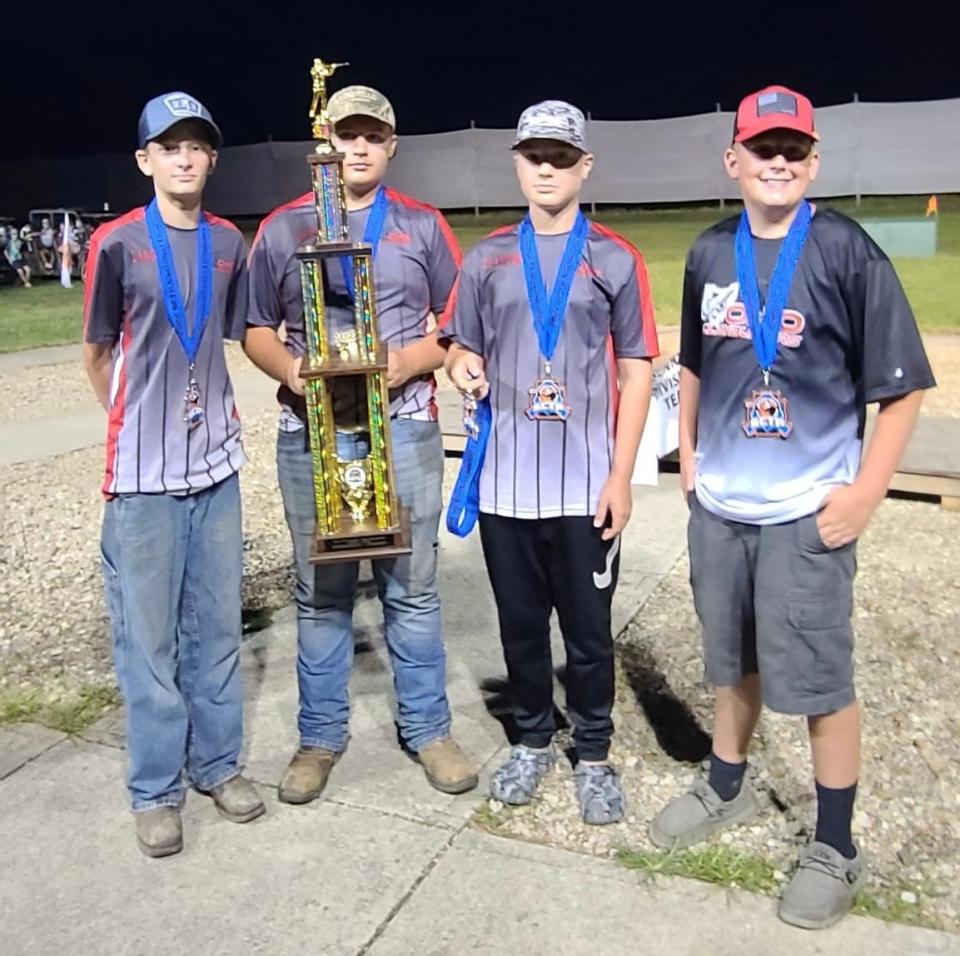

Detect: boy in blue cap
[83, 92, 263, 857]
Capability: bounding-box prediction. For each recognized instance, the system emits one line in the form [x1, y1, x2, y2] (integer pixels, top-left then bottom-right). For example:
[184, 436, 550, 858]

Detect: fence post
[853, 93, 862, 208]
[717, 102, 725, 211]
[586, 111, 597, 215]
[470, 120, 480, 218]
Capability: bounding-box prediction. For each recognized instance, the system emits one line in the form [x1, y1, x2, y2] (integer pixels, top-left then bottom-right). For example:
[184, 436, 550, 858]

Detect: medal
[183, 364, 205, 430]
[742, 370, 792, 438]
[462, 392, 480, 440]
[734, 200, 812, 440]
[145, 199, 213, 432]
[339, 185, 389, 301]
[526, 361, 571, 421]
[519, 210, 589, 422]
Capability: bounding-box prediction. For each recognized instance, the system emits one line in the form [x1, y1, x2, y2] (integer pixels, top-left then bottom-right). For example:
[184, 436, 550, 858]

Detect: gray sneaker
[778, 842, 867, 930]
[574, 763, 626, 825]
[649, 778, 758, 849]
[490, 745, 556, 805]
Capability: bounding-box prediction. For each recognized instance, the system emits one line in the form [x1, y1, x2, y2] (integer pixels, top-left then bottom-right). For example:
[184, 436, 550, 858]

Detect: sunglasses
[335, 130, 392, 145]
[517, 147, 584, 170]
[744, 140, 814, 162]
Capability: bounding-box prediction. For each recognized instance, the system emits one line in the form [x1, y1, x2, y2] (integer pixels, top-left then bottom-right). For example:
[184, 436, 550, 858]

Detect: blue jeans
[276, 419, 451, 753]
[100, 473, 245, 811]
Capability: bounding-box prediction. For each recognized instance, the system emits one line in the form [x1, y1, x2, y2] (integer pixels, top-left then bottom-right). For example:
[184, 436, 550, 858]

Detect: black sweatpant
[478, 514, 621, 762]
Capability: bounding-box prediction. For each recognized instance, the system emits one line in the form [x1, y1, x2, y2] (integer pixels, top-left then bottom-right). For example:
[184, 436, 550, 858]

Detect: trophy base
[310, 507, 412, 564]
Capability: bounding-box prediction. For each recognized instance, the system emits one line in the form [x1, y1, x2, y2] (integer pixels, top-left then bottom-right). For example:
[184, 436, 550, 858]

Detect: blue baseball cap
[137, 92, 222, 148]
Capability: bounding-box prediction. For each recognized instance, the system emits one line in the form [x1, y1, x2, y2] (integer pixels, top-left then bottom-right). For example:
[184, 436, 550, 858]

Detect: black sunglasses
[744, 140, 814, 162]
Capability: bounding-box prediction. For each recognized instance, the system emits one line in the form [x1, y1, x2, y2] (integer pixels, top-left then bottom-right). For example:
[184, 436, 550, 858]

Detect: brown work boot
[278, 746, 339, 805]
[205, 774, 266, 823]
[417, 736, 478, 794]
[134, 807, 183, 858]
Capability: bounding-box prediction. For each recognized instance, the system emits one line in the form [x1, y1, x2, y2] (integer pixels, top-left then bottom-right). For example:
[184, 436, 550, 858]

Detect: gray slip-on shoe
[649, 778, 759, 849]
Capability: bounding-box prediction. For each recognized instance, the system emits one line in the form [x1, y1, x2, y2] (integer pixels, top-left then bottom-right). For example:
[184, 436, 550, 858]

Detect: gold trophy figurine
[309, 59, 349, 145]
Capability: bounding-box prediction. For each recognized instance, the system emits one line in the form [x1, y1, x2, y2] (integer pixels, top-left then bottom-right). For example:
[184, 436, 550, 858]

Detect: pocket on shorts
[787, 600, 854, 699]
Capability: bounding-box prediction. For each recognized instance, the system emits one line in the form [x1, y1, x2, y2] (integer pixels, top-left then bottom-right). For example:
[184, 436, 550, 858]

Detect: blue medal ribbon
[446, 212, 589, 537]
[339, 185, 389, 300]
[446, 396, 492, 536]
[145, 198, 213, 365]
[519, 210, 590, 363]
[734, 199, 812, 377]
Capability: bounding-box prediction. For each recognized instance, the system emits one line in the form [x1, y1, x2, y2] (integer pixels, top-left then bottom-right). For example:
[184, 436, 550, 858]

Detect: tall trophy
[297, 58, 411, 562]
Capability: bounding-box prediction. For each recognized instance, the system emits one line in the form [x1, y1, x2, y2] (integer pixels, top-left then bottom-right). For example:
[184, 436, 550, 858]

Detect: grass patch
[0, 281, 84, 352]
[0, 683, 120, 734]
[616, 844, 942, 930]
[616, 844, 779, 895]
[1, 196, 956, 354]
[472, 800, 514, 836]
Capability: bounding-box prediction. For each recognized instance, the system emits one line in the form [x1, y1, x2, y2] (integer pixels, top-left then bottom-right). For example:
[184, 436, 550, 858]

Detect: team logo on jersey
[164, 95, 202, 118]
[700, 282, 805, 348]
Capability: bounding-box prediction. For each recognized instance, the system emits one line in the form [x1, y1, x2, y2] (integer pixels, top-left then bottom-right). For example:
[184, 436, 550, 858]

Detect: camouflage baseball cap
[327, 86, 396, 131]
[512, 100, 587, 151]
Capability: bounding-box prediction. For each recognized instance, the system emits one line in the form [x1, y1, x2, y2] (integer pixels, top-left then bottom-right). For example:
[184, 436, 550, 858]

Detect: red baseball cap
[733, 85, 819, 143]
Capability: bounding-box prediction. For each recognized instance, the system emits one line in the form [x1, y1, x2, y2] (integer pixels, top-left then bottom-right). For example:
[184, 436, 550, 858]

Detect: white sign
[632, 357, 681, 487]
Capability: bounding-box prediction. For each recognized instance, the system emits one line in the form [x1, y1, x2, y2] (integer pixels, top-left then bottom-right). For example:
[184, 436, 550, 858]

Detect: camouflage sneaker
[574, 763, 626, 825]
[489, 745, 556, 805]
[649, 778, 759, 849]
[778, 842, 867, 930]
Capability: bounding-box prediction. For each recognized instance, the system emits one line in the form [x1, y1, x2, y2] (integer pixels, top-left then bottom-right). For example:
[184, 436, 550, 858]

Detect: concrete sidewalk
[2, 483, 957, 955]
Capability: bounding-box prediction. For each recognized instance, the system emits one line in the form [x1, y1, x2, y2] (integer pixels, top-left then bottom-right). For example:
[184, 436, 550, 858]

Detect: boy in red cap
[649, 85, 934, 928]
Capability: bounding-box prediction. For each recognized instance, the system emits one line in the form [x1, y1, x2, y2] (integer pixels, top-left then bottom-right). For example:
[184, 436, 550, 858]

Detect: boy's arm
[387, 331, 447, 388]
[678, 368, 700, 493]
[82, 230, 123, 410]
[817, 390, 924, 547]
[388, 208, 463, 388]
[243, 226, 303, 395]
[819, 237, 936, 547]
[83, 343, 113, 410]
[243, 327, 305, 396]
[594, 357, 654, 540]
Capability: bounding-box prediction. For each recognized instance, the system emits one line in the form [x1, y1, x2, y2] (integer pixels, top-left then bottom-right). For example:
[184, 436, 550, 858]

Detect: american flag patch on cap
[757, 91, 798, 117]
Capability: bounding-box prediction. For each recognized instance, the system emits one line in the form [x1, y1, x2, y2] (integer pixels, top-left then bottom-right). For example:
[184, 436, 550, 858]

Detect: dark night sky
[3, 0, 959, 162]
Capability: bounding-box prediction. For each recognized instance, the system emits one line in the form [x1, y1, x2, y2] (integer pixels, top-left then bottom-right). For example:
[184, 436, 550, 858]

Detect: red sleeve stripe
[385, 187, 463, 267]
[83, 207, 144, 338]
[102, 313, 133, 496]
[248, 191, 314, 262]
[590, 222, 660, 358]
[203, 211, 242, 233]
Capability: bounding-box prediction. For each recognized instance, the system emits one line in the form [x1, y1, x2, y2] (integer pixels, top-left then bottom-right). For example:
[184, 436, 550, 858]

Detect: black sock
[708, 752, 746, 802]
[814, 781, 858, 859]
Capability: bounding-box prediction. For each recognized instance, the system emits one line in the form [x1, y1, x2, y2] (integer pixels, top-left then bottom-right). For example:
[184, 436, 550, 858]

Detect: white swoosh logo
[592, 535, 621, 590]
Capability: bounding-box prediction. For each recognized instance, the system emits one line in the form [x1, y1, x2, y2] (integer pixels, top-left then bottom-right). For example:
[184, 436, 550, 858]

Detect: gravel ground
[0, 407, 293, 695]
[479, 499, 960, 932]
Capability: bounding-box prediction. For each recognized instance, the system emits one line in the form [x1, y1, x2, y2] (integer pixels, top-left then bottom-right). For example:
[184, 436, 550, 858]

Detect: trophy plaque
[297, 58, 411, 563]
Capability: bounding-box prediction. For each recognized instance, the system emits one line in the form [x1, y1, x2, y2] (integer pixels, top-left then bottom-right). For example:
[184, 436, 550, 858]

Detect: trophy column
[296, 62, 410, 563]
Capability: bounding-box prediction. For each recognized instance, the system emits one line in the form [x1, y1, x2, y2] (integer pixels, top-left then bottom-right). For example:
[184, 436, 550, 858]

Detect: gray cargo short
[687, 494, 857, 716]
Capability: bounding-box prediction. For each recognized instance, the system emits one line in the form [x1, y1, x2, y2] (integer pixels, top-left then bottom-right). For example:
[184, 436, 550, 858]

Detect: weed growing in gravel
[616, 844, 780, 894]
[0, 683, 120, 734]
